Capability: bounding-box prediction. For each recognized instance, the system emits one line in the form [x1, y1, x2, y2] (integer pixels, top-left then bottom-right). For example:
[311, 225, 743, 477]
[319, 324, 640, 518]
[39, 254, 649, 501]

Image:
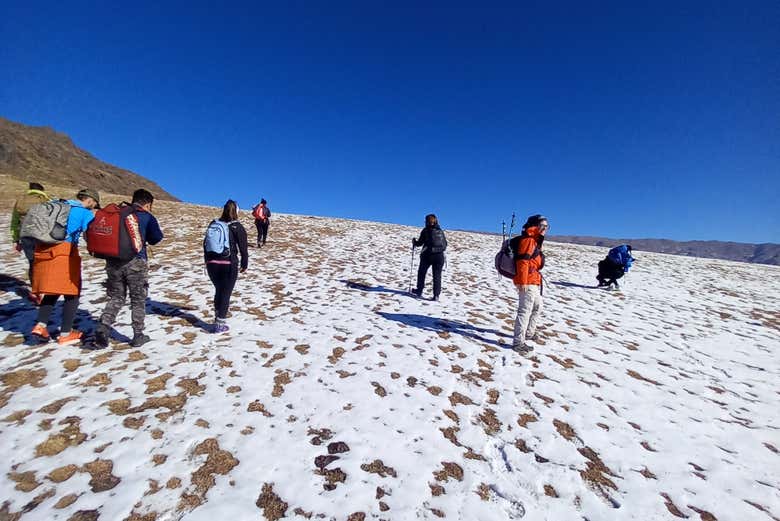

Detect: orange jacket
[32, 242, 82, 296]
[512, 226, 545, 286]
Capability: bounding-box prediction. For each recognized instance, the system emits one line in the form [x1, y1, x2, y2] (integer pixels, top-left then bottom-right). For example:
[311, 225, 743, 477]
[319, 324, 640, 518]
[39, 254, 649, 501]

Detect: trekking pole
[509, 212, 516, 237]
[408, 245, 416, 293]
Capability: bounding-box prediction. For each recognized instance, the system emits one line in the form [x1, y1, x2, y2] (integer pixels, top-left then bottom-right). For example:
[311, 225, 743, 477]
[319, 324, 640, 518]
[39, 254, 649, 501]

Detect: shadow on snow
[342, 279, 413, 297]
[377, 312, 512, 348]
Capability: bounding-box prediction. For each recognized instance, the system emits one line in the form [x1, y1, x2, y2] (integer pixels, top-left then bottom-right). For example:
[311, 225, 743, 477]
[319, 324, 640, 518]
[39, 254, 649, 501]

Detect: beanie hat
[523, 214, 548, 229]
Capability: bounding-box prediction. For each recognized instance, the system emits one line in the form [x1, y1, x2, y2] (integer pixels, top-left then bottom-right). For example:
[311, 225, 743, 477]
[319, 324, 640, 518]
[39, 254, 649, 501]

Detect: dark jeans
[207, 263, 238, 319]
[37, 294, 79, 332]
[100, 257, 149, 335]
[20, 237, 36, 283]
[255, 220, 269, 245]
[416, 252, 445, 298]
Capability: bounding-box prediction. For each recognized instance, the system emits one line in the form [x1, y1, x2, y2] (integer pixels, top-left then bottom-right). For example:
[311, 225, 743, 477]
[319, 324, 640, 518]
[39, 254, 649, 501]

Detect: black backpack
[429, 228, 448, 253]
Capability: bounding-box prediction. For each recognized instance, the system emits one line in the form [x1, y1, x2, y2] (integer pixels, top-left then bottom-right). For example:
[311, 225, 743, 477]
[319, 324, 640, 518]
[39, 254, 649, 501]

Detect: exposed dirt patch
[145, 372, 174, 394]
[54, 493, 79, 509]
[48, 464, 80, 483]
[176, 377, 206, 396]
[578, 446, 619, 503]
[8, 470, 40, 492]
[3, 409, 32, 425]
[62, 359, 81, 372]
[518, 413, 538, 428]
[433, 462, 464, 482]
[248, 400, 273, 416]
[371, 382, 387, 397]
[327, 347, 345, 364]
[38, 397, 77, 415]
[85, 372, 111, 387]
[123, 416, 146, 429]
[68, 510, 100, 521]
[35, 416, 87, 457]
[2, 368, 46, 391]
[544, 484, 559, 497]
[82, 459, 121, 492]
[361, 459, 397, 478]
[185, 438, 239, 504]
[486, 389, 499, 405]
[554, 419, 578, 441]
[272, 371, 291, 397]
[627, 369, 661, 386]
[448, 392, 475, 406]
[478, 408, 501, 435]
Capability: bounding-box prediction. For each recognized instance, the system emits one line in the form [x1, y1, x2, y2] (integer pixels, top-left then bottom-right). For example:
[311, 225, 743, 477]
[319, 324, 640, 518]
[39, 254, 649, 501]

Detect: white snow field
[0, 199, 778, 521]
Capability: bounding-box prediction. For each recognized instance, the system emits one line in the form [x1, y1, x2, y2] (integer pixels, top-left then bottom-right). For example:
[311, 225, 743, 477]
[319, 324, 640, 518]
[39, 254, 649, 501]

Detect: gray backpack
[20, 200, 72, 244]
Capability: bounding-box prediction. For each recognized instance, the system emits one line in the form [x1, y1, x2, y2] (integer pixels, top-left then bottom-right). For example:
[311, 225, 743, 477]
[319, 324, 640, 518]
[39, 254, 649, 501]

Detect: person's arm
[236, 224, 249, 271]
[146, 215, 164, 246]
[515, 237, 535, 286]
[10, 203, 21, 244]
[413, 229, 425, 248]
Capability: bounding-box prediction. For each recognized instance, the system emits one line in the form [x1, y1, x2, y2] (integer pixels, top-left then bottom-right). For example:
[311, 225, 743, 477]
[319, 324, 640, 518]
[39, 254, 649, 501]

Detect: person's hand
[518, 284, 534, 292]
[411, 238, 416, 247]
[240, 267, 247, 274]
[14, 242, 22, 253]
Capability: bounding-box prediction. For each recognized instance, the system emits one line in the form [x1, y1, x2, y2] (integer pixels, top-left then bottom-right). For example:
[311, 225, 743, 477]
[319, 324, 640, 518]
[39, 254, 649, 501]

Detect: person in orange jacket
[512, 214, 549, 354]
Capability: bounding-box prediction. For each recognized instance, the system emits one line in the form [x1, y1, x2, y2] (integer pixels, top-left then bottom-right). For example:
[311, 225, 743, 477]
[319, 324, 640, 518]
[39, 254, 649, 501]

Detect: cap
[77, 188, 101, 208]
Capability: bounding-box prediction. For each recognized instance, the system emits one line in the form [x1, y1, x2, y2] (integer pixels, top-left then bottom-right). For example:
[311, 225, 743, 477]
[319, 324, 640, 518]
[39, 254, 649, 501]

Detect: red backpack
[86, 202, 143, 260]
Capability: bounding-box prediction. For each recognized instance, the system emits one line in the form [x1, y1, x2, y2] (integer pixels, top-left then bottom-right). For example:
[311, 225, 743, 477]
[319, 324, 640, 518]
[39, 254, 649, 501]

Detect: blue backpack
[204, 220, 231, 258]
[608, 245, 634, 271]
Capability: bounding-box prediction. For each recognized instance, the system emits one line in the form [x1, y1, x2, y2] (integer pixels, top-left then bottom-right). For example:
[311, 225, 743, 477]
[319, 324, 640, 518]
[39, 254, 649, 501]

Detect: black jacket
[414, 225, 448, 255]
[204, 221, 249, 270]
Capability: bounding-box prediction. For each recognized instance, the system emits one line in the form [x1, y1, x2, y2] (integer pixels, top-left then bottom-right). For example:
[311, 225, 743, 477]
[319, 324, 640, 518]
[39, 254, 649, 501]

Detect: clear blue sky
[2, 2, 778, 243]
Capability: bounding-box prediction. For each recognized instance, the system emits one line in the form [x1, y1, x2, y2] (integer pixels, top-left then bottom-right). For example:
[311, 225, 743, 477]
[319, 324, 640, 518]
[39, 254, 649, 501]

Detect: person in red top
[512, 214, 549, 355]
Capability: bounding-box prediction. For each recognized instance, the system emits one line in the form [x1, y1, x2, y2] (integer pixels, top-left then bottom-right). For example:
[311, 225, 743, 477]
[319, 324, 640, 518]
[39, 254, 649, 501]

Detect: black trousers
[255, 220, 269, 245]
[37, 294, 79, 332]
[207, 263, 238, 319]
[597, 259, 625, 285]
[416, 252, 445, 298]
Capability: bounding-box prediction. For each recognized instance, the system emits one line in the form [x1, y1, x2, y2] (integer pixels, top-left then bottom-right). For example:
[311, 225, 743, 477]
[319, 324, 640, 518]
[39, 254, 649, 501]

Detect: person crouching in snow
[203, 200, 248, 333]
[512, 214, 548, 355]
[597, 244, 634, 289]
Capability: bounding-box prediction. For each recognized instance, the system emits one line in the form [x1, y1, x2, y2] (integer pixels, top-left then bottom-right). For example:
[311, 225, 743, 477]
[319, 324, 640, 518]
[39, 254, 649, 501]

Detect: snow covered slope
[1, 200, 778, 521]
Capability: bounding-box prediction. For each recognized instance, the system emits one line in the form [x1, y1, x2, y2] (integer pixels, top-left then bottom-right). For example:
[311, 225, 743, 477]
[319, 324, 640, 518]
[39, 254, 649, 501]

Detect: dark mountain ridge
[0, 116, 177, 201]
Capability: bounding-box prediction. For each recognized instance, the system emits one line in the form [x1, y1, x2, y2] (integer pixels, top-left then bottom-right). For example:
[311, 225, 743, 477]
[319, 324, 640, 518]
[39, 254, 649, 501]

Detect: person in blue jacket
[31, 189, 100, 345]
[597, 245, 635, 289]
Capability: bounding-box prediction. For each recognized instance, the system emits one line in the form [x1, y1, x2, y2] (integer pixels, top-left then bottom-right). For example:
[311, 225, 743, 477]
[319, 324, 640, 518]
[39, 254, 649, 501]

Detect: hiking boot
[31, 323, 50, 341]
[433, 295, 440, 301]
[512, 342, 534, 356]
[411, 289, 422, 297]
[214, 322, 229, 334]
[93, 325, 110, 349]
[131, 333, 151, 347]
[526, 332, 541, 342]
[57, 330, 83, 346]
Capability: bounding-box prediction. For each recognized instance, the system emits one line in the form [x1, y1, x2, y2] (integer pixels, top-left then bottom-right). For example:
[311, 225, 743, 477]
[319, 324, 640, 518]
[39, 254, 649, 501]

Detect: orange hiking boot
[31, 323, 50, 341]
[57, 330, 83, 346]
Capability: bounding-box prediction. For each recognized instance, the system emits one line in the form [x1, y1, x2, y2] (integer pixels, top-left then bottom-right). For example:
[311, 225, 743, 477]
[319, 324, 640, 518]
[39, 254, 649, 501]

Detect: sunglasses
[539, 223, 550, 231]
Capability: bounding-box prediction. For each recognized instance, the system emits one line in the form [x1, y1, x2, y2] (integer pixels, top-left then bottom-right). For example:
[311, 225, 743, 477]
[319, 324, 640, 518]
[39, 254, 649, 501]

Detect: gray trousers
[513, 285, 543, 344]
[100, 257, 149, 335]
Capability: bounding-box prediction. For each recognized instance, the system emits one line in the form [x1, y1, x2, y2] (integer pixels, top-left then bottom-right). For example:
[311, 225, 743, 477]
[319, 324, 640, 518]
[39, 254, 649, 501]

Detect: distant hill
[0, 116, 178, 201]
[548, 235, 780, 266]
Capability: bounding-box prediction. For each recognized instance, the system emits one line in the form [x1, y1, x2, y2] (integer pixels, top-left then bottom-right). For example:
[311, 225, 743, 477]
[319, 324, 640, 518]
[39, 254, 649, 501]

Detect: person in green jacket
[11, 182, 50, 288]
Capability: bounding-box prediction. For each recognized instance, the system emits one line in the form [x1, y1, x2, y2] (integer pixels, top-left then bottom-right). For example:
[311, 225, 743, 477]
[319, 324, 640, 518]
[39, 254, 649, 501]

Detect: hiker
[30, 189, 100, 345]
[597, 244, 634, 289]
[93, 189, 164, 348]
[411, 214, 448, 301]
[251, 198, 271, 246]
[11, 182, 49, 293]
[512, 214, 549, 355]
[204, 199, 248, 332]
